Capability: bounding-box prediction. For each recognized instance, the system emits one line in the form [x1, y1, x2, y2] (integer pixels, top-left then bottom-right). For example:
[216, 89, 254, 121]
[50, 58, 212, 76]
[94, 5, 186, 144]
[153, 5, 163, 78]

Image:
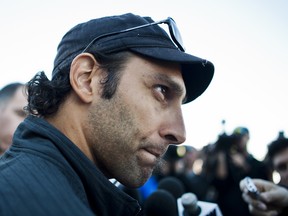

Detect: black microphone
[177, 192, 223, 216]
[143, 177, 184, 216]
[143, 189, 178, 216]
[157, 176, 185, 200]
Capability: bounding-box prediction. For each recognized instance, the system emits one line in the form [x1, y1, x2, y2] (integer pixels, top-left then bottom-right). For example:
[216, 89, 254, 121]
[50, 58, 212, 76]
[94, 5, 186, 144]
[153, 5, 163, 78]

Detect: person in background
[265, 133, 288, 187]
[240, 178, 288, 216]
[201, 127, 269, 216]
[0, 82, 27, 155]
[0, 13, 214, 215]
[182, 145, 198, 175]
[176, 145, 211, 201]
[230, 127, 269, 180]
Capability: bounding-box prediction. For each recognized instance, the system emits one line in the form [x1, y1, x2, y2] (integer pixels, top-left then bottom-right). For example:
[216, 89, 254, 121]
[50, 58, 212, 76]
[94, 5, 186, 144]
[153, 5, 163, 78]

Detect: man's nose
[159, 109, 186, 145]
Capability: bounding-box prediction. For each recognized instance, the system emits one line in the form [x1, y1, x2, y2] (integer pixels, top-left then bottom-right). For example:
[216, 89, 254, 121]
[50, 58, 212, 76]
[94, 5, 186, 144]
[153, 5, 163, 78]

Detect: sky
[1, 0, 287, 160]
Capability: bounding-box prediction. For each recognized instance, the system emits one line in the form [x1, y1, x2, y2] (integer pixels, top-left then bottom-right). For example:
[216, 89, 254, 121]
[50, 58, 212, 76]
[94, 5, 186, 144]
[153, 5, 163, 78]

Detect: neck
[45, 96, 95, 163]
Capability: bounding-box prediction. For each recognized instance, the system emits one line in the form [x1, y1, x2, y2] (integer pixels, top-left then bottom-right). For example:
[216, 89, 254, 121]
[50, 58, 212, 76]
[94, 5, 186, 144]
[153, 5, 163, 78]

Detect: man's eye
[154, 85, 168, 101]
[155, 85, 167, 94]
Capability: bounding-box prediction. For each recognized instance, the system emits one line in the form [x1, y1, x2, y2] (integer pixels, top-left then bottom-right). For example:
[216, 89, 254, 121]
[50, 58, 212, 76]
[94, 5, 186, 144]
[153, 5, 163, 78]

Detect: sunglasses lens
[167, 18, 185, 52]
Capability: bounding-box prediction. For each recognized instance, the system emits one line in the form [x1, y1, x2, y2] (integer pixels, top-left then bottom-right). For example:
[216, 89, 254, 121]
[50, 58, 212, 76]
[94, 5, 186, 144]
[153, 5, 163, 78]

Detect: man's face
[87, 55, 186, 187]
[237, 134, 249, 153]
[273, 148, 288, 186]
[0, 87, 27, 153]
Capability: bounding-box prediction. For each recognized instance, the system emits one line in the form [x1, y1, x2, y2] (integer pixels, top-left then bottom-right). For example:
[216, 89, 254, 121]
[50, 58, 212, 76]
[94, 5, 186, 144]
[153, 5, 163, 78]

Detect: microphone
[177, 192, 223, 216]
[143, 189, 178, 216]
[181, 193, 201, 216]
[157, 176, 185, 199]
[143, 176, 184, 216]
[144, 176, 223, 216]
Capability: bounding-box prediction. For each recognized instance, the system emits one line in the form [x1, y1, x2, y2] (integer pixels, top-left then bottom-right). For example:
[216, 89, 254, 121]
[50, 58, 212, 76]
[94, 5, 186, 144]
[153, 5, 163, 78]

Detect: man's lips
[144, 147, 164, 158]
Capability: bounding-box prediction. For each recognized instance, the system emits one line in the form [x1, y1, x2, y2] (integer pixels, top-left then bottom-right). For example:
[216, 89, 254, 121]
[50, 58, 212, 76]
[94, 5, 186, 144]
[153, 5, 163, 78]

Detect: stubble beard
[87, 96, 159, 187]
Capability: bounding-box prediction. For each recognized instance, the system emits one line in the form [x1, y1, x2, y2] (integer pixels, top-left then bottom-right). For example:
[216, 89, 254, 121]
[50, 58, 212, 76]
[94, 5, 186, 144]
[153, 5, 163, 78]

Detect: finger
[239, 179, 248, 192]
[242, 193, 267, 210]
[249, 205, 279, 216]
[253, 179, 274, 192]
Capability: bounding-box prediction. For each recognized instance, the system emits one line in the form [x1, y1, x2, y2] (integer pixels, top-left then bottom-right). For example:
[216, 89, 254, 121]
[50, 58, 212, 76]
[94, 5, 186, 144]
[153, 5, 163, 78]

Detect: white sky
[1, 0, 287, 160]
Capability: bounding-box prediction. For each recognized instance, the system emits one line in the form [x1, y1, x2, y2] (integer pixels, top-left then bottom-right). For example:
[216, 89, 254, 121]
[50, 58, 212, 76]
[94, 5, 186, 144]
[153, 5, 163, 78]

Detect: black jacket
[0, 116, 141, 216]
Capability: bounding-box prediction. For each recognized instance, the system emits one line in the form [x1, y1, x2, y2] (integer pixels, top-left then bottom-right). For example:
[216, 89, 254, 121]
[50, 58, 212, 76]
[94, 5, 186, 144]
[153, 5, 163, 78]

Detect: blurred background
[1, 0, 287, 160]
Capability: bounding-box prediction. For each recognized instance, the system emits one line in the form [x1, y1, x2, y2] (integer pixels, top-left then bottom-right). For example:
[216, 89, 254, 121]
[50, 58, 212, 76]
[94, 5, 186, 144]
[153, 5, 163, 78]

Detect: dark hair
[267, 138, 288, 160]
[0, 82, 24, 104]
[26, 51, 132, 117]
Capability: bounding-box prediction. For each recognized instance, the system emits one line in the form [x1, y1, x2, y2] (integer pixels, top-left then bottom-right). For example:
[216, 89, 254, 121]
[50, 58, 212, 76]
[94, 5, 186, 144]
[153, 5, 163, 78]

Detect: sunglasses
[82, 17, 185, 53]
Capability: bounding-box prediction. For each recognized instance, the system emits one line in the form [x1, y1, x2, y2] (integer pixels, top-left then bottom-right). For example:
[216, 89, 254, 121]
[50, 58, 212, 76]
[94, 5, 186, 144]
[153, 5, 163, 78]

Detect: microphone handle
[183, 205, 201, 216]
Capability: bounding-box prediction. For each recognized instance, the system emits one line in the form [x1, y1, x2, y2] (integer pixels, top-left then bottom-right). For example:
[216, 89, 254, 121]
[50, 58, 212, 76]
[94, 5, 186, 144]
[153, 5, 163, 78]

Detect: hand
[239, 178, 288, 216]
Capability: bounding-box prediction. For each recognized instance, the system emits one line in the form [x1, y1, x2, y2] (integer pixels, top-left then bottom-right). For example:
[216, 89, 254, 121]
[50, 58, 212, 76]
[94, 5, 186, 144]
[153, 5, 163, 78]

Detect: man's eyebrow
[151, 73, 187, 102]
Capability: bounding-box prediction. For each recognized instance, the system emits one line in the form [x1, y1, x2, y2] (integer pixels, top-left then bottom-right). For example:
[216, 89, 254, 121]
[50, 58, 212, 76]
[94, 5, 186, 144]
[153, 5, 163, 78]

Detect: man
[0, 82, 27, 155]
[231, 127, 268, 179]
[266, 136, 288, 186]
[0, 13, 214, 215]
[240, 178, 288, 216]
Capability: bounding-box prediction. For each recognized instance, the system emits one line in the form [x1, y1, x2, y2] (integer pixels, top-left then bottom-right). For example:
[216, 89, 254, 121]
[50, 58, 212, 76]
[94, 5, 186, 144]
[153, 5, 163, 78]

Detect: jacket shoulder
[0, 152, 93, 216]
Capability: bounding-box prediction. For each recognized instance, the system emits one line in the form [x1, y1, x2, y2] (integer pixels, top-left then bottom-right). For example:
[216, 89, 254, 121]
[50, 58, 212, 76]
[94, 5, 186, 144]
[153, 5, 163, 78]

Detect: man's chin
[117, 158, 166, 188]
[119, 171, 153, 188]
[145, 158, 166, 179]
[132, 159, 166, 187]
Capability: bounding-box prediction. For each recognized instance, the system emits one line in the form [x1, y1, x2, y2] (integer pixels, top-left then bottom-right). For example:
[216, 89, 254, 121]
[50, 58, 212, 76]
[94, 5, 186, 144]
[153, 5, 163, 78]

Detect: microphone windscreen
[144, 189, 178, 216]
[157, 176, 185, 199]
[181, 193, 201, 215]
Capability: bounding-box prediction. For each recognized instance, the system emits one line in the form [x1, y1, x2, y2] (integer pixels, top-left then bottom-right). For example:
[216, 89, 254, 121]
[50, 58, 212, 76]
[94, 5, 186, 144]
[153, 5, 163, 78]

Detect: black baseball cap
[52, 13, 214, 103]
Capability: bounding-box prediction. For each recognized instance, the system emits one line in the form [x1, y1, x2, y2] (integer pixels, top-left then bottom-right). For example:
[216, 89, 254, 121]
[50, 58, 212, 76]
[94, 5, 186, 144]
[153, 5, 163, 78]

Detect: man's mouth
[138, 146, 165, 167]
[144, 147, 162, 158]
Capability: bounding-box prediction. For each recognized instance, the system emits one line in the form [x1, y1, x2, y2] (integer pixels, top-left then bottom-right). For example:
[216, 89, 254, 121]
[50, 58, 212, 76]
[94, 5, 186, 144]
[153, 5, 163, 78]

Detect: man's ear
[70, 53, 102, 103]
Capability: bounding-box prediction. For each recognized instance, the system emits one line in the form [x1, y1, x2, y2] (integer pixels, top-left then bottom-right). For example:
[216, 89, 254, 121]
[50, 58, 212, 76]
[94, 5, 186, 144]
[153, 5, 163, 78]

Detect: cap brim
[130, 47, 214, 103]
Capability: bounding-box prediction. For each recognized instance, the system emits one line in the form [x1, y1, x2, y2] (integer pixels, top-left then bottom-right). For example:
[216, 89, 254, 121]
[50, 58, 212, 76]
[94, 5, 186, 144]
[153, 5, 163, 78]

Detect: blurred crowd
[121, 125, 288, 216]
